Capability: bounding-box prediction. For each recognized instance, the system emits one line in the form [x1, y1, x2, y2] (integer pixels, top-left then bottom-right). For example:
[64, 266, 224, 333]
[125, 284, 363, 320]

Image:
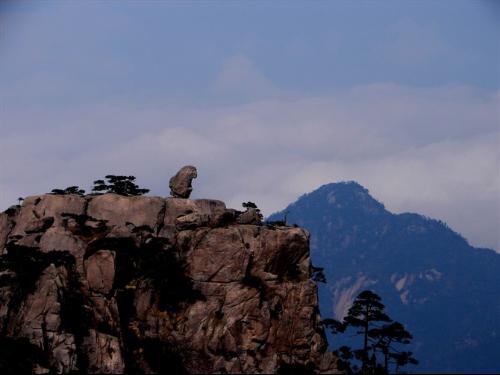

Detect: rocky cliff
[0, 193, 337, 373]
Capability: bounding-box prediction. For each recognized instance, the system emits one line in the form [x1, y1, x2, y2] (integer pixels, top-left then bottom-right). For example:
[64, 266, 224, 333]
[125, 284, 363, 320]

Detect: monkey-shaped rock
[169, 165, 197, 198]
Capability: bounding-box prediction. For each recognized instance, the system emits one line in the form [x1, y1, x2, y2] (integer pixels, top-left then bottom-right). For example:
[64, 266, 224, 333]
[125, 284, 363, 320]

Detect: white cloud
[213, 55, 277, 97]
[1, 58, 498, 251]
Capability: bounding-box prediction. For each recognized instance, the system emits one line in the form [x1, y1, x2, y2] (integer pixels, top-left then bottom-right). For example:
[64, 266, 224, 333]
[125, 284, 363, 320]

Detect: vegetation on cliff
[324, 290, 417, 374]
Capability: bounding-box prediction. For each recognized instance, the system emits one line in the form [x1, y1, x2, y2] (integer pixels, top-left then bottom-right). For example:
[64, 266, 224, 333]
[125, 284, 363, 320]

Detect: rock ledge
[0, 193, 337, 374]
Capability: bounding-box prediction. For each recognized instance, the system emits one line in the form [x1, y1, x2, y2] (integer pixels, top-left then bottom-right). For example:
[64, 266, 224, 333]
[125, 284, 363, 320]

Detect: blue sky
[0, 1, 499, 250]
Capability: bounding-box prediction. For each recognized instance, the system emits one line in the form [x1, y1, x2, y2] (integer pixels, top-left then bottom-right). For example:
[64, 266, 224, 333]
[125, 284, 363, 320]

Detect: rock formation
[237, 208, 263, 225]
[0, 192, 338, 373]
[169, 166, 197, 198]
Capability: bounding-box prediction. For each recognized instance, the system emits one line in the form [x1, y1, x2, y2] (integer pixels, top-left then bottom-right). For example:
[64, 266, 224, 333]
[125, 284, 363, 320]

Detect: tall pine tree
[324, 290, 418, 374]
[344, 290, 391, 373]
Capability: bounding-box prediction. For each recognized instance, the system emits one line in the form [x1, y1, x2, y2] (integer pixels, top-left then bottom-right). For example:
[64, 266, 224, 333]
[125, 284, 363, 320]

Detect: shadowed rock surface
[169, 166, 197, 198]
[0, 193, 337, 374]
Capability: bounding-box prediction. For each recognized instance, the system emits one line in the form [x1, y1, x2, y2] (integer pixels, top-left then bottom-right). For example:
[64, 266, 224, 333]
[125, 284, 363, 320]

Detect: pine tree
[324, 290, 418, 374]
[50, 186, 85, 196]
[91, 175, 149, 196]
[242, 201, 258, 209]
[370, 322, 416, 372]
[344, 290, 391, 373]
[91, 179, 107, 194]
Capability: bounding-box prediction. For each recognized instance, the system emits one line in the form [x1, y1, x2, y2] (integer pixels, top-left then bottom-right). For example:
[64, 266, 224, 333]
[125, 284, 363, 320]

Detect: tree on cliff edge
[92, 175, 149, 196]
[50, 186, 86, 196]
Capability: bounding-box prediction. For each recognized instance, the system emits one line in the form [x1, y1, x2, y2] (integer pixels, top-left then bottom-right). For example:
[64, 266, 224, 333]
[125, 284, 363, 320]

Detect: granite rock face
[236, 207, 263, 225]
[169, 166, 197, 198]
[0, 193, 337, 374]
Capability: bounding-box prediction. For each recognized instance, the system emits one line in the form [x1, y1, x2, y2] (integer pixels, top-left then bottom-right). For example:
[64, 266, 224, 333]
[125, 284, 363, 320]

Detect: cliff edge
[0, 193, 337, 373]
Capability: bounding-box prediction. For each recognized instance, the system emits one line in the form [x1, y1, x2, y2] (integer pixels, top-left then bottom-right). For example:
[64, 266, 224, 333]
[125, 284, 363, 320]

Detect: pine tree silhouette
[324, 290, 418, 374]
[50, 186, 85, 196]
[344, 291, 391, 372]
[242, 201, 258, 209]
[91, 175, 149, 196]
[370, 321, 417, 372]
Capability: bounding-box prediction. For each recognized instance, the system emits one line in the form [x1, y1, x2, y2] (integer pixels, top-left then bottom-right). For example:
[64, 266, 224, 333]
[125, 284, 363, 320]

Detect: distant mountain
[268, 182, 500, 373]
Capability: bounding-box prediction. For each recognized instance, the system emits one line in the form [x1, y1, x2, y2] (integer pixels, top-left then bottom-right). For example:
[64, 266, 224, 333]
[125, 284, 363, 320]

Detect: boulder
[159, 198, 227, 238]
[237, 207, 263, 225]
[85, 250, 116, 295]
[169, 165, 197, 198]
[87, 194, 165, 230]
[11, 195, 86, 237]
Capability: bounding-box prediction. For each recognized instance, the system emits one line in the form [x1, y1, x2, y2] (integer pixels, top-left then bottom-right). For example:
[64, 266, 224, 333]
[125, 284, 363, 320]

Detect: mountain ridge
[268, 181, 500, 373]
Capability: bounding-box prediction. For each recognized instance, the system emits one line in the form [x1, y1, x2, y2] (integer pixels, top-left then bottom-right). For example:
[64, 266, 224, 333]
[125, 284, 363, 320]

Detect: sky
[0, 0, 499, 251]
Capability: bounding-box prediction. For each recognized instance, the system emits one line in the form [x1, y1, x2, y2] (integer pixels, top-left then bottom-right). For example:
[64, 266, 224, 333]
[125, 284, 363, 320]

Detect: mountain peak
[269, 182, 500, 373]
[269, 181, 387, 223]
[314, 181, 385, 211]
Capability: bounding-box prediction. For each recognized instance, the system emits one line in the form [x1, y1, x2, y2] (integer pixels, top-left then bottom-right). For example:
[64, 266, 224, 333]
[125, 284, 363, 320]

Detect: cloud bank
[1, 57, 498, 250]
